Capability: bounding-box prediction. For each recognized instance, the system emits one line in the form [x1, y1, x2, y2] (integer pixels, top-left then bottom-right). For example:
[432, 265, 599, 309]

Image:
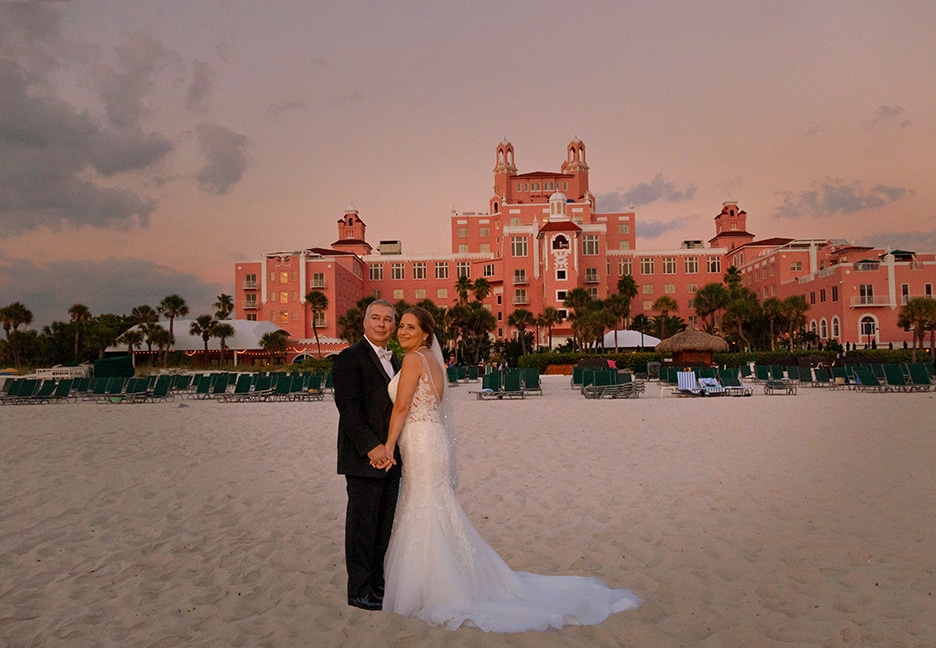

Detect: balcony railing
[584, 276, 600, 284]
[849, 296, 891, 307]
[512, 275, 529, 285]
[243, 302, 258, 310]
[513, 296, 529, 305]
[312, 319, 327, 328]
[310, 280, 326, 289]
[243, 281, 258, 289]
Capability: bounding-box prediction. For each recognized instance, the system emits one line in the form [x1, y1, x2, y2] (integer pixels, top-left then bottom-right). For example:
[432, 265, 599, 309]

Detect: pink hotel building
[234, 138, 935, 358]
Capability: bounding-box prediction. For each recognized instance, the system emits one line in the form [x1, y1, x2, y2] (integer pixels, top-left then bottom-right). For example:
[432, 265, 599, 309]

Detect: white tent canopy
[597, 329, 661, 349]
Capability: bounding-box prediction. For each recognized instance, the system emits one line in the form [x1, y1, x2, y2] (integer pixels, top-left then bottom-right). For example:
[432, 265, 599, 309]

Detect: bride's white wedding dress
[384, 352, 641, 632]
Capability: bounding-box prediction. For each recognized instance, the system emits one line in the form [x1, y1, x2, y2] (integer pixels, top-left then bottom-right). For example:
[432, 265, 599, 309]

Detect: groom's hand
[368, 444, 395, 470]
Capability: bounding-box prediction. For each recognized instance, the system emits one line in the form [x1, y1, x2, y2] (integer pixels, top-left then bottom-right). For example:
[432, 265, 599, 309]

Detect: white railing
[849, 296, 891, 307]
[243, 281, 258, 289]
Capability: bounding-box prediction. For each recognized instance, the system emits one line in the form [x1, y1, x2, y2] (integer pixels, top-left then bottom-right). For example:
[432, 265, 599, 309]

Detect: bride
[374, 306, 641, 632]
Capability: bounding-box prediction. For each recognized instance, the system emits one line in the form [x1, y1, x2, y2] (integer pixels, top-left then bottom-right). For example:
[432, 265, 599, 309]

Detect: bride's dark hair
[404, 306, 435, 347]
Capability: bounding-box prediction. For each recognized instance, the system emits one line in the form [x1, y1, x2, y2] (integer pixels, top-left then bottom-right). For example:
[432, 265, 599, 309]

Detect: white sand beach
[2, 376, 935, 647]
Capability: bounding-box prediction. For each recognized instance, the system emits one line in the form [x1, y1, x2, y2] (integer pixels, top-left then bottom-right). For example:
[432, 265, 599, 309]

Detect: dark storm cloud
[862, 230, 936, 254]
[187, 59, 215, 111]
[596, 173, 697, 211]
[0, 253, 224, 329]
[773, 178, 914, 219]
[97, 34, 179, 128]
[195, 122, 249, 195]
[637, 216, 697, 240]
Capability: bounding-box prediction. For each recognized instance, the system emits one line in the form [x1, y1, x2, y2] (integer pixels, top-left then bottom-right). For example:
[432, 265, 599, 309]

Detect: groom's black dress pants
[345, 474, 400, 598]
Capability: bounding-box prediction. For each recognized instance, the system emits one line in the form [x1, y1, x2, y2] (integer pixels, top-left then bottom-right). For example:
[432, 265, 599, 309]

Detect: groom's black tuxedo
[333, 337, 401, 600]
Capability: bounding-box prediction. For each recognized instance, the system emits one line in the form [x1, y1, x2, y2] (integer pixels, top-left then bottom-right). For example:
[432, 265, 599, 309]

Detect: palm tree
[608, 274, 639, 349]
[538, 307, 562, 350]
[455, 276, 473, 305]
[761, 297, 784, 351]
[563, 288, 594, 351]
[259, 330, 290, 365]
[305, 290, 329, 358]
[694, 283, 729, 332]
[159, 294, 189, 350]
[68, 303, 92, 362]
[149, 325, 173, 367]
[897, 297, 936, 363]
[780, 295, 809, 351]
[471, 277, 492, 302]
[507, 308, 535, 355]
[214, 293, 234, 320]
[651, 296, 679, 340]
[0, 301, 33, 369]
[118, 328, 145, 367]
[129, 304, 159, 326]
[189, 315, 219, 365]
[723, 288, 761, 351]
[212, 322, 236, 366]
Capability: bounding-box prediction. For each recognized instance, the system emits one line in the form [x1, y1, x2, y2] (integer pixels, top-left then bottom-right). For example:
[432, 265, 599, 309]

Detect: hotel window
[496, 295, 502, 305]
[510, 217, 521, 226]
[457, 227, 468, 238]
[820, 288, 827, 303]
[832, 285, 839, 302]
[279, 311, 288, 324]
[582, 235, 599, 256]
[270, 291, 277, 302]
[369, 264, 383, 280]
[456, 262, 470, 278]
[313, 312, 325, 326]
[586, 288, 598, 299]
[415, 289, 426, 300]
[619, 241, 630, 250]
[809, 291, 816, 305]
[662, 257, 677, 274]
[556, 269, 567, 280]
[859, 284, 874, 304]
[685, 257, 699, 274]
[458, 244, 468, 253]
[413, 262, 427, 280]
[269, 311, 275, 322]
[926, 283, 933, 298]
[832, 317, 841, 338]
[514, 289, 528, 305]
[643, 300, 654, 311]
[687, 283, 698, 294]
[244, 294, 257, 308]
[687, 298, 694, 309]
[585, 267, 599, 283]
[483, 263, 495, 277]
[393, 289, 404, 300]
[269, 271, 276, 283]
[435, 263, 448, 279]
[291, 271, 298, 282]
[514, 269, 528, 284]
[901, 283, 909, 304]
[391, 263, 405, 280]
[791, 261, 803, 271]
[291, 291, 298, 302]
[563, 182, 568, 191]
[640, 258, 654, 275]
[707, 256, 721, 273]
[618, 258, 632, 276]
[511, 236, 528, 257]
[280, 292, 288, 304]
[642, 284, 654, 294]
[665, 284, 676, 294]
[310, 272, 325, 288]
[280, 272, 288, 284]
[244, 273, 257, 288]
[479, 227, 490, 238]
[557, 308, 568, 320]
[437, 288, 448, 299]
[820, 319, 828, 339]
[556, 290, 567, 302]
[553, 235, 570, 250]
[480, 243, 491, 253]
[246, 313, 257, 321]
[619, 223, 630, 234]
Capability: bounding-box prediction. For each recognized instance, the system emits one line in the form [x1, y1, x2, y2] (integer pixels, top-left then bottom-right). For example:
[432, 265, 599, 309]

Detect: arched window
[492, 202, 498, 213]
[832, 316, 840, 338]
[860, 315, 877, 344]
[810, 320, 817, 335]
[820, 318, 828, 339]
[553, 235, 569, 250]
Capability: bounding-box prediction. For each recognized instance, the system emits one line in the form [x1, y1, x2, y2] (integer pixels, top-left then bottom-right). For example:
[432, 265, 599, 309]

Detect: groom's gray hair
[365, 299, 396, 323]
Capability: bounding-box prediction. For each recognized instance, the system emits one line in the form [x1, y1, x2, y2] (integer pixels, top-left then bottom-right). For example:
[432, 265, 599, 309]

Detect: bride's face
[397, 313, 428, 352]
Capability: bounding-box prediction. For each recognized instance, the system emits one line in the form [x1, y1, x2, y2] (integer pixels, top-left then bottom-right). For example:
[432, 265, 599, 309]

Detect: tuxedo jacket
[333, 338, 402, 478]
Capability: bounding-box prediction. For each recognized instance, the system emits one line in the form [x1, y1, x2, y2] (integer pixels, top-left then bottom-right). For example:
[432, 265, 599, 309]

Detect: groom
[333, 299, 401, 611]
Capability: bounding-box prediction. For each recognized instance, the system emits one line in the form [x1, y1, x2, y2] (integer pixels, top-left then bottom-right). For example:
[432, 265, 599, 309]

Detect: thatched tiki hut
[655, 327, 729, 366]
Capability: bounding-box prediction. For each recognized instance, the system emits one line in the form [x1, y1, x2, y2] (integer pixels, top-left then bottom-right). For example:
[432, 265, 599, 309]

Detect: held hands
[368, 444, 396, 472]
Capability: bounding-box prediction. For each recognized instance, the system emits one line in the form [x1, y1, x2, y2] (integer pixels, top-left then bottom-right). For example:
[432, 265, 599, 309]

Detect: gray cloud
[0, 253, 224, 330]
[862, 229, 936, 254]
[271, 98, 307, 114]
[97, 34, 179, 128]
[0, 59, 162, 235]
[195, 122, 248, 195]
[596, 173, 697, 212]
[637, 215, 697, 240]
[773, 178, 914, 219]
[187, 59, 215, 111]
[867, 104, 912, 130]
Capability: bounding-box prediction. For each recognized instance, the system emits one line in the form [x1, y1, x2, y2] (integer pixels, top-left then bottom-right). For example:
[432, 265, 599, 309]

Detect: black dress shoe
[372, 586, 384, 601]
[347, 592, 383, 611]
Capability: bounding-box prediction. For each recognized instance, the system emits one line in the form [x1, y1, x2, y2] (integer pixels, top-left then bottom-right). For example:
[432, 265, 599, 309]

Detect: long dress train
[383, 352, 641, 632]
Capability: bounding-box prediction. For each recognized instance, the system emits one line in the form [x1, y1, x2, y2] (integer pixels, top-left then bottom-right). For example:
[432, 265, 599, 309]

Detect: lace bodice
[388, 352, 442, 426]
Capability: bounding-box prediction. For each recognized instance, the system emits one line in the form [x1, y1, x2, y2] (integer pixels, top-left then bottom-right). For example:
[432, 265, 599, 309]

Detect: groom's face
[364, 304, 395, 348]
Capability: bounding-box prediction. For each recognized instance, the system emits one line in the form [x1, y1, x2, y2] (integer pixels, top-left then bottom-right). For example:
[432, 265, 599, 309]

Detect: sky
[2, 1, 935, 328]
